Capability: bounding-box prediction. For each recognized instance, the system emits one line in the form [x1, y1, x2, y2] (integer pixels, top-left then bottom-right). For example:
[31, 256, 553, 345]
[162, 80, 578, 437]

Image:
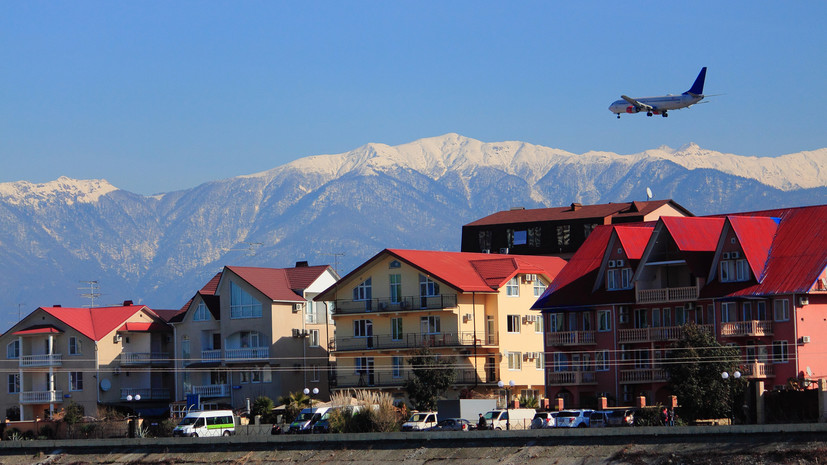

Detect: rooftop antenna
[646, 187, 653, 201]
[227, 242, 263, 257]
[79, 280, 101, 308]
[322, 252, 345, 276]
[18, 303, 26, 320]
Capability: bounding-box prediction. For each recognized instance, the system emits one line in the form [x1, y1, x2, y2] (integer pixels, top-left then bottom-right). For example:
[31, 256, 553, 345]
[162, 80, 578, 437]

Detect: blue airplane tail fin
[685, 67, 707, 95]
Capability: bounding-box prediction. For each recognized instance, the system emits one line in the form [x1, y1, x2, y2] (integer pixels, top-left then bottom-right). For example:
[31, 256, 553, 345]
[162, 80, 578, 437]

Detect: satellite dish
[646, 187, 653, 200]
[100, 378, 111, 392]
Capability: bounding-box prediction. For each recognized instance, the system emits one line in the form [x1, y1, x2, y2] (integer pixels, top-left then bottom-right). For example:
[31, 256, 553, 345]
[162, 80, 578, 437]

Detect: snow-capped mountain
[1, 134, 825, 326]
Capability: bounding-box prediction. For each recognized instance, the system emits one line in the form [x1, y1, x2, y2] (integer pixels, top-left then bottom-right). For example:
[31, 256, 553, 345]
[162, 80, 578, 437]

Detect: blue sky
[2, 1, 825, 195]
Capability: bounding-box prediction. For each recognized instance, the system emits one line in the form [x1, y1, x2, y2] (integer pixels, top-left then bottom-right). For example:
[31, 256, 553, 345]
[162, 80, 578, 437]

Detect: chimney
[123, 300, 133, 306]
[509, 206, 525, 211]
[53, 305, 61, 308]
[570, 202, 582, 211]
[295, 261, 309, 268]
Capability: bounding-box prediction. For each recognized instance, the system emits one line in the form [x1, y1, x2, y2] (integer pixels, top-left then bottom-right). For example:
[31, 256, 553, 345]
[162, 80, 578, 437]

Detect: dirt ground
[2, 432, 826, 464]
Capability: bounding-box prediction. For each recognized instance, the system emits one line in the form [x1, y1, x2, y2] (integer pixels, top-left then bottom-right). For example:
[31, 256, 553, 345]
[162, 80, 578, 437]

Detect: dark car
[607, 409, 636, 427]
[425, 418, 472, 432]
[589, 411, 610, 428]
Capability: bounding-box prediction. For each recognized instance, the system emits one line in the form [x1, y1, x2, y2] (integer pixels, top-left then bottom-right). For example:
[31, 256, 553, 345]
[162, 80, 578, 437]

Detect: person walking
[478, 413, 488, 430]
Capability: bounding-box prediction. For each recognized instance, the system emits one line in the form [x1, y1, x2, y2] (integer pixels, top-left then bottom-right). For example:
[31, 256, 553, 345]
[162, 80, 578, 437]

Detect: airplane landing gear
[617, 114, 620, 119]
[647, 111, 653, 117]
[662, 111, 668, 117]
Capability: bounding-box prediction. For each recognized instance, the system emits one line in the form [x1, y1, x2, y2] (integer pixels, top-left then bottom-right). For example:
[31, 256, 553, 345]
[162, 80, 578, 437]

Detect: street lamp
[303, 387, 319, 407]
[126, 393, 142, 401]
[497, 380, 516, 430]
[721, 370, 741, 380]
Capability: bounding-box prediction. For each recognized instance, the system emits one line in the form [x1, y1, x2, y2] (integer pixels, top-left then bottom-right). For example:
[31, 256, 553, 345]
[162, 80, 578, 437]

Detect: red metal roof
[117, 322, 171, 332]
[614, 226, 655, 259]
[13, 325, 63, 336]
[285, 265, 335, 290]
[224, 266, 306, 302]
[464, 200, 688, 227]
[728, 215, 779, 282]
[662, 216, 724, 252]
[38, 305, 157, 341]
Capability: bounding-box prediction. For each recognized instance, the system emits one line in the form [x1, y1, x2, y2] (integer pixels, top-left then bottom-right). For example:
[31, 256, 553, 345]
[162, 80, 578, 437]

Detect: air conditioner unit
[292, 328, 301, 338]
[293, 303, 304, 313]
[114, 334, 122, 343]
[723, 252, 730, 259]
[686, 302, 695, 310]
[499, 248, 509, 254]
[608, 260, 616, 268]
[731, 251, 740, 259]
[113, 367, 121, 375]
[481, 249, 490, 254]
[799, 296, 809, 306]
[523, 353, 530, 361]
[800, 336, 811, 344]
[463, 313, 473, 322]
[524, 274, 537, 283]
[617, 259, 624, 267]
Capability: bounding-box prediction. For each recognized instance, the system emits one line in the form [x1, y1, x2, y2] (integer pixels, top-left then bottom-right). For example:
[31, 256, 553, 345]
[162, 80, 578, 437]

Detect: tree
[666, 323, 746, 422]
[251, 396, 275, 423]
[277, 391, 311, 423]
[403, 346, 456, 411]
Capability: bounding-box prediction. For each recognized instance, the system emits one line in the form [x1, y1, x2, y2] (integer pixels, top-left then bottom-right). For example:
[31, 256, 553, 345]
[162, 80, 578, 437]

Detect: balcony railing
[545, 331, 595, 346]
[20, 390, 64, 404]
[334, 294, 458, 315]
[120, 352, 171, 366]
[547, 371, 597, 386]
[120, 387, 172, 400]
[201, 349, 221, 362]
[225, 347, 269, 361]
[334, 369, 495, 389]
[741, 362, 774, 379]
[619, 368, 668, 384]
[618, 324, 713, 343]
[191, 384, 231, 398]
[636, 286, 699, 304]
[19, 354, 62, 367]
[330, 331, 497, 352]
[721, 320, 773, 337]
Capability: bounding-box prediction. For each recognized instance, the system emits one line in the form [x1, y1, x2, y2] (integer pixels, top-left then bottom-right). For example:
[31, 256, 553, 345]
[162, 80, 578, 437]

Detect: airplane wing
[621, 95, 654, 111]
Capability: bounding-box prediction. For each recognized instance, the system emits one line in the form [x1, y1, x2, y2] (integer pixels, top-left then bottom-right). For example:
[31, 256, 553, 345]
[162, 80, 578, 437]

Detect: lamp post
[303, 387, 319, 407]
[497, 380, 515, 430]
[721, 370, 741, 424]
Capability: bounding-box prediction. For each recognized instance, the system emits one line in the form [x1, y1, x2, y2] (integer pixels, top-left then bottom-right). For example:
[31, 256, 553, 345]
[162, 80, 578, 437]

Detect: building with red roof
[532, 204, 827, 420]
[461, 200, 692, 259]
[315, 249, 566, 403]
[0, 302, 172, 420]
[170, 262, 338, 412]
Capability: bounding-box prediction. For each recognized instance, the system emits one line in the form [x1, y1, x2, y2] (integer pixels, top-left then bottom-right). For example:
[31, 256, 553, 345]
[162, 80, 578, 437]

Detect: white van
[482, 408, 536, 430]
[173, 410, 236, 437]
[401, 411, 438, 431]
[288, 406, 332, 433]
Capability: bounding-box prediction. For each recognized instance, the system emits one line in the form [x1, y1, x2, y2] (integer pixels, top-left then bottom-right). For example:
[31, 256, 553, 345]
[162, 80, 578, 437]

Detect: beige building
[0, 303, 172, 421]
[170, 263, 337, 411]
[316, 249, 566, 405]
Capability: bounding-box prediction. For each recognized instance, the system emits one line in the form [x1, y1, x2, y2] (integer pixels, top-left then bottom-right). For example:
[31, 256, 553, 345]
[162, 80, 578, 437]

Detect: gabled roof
[317, 249, 566, 299]
[118, 322, 171, 332]
[464, 200, 691, 227]
[224, 266, 307, 302]
[614, 225, 655, 260]
[34, 305, 159, 341]
[285, 265, 335, 290]
[13, 325, 63, 336]
[727, 215, 779, 282]
[661, 216, 724, 252]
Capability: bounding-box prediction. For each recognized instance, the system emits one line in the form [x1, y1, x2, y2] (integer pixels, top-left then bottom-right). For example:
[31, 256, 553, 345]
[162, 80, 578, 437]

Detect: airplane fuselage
[608, 93, 703, 115]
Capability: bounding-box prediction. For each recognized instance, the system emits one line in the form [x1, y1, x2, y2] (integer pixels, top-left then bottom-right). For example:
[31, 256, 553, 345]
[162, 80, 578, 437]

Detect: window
[230, 281, 262, 319]
[311, 365, 320, 382]
[721, 259, 750, 283]
[182, 338, 190, 360]
[478, 230, 492, 251]
[389, 274, 401, 303]
[533, 278, 547, 297]
[353, 319, 373, 337]
[584, 223, 597, 238]
[507, 352, 522, 370]
[420, 316, 440, 334]
[506, 277, 519, 296]
[582, 313, 592, 332]
[506, 315, 520, 333]
[419, 274, 439, 296]
[513, 230, 527, 245]
[392, 356, 402, 378]
[772, 341, 788, 363]
[607, 268, 633, 290]
[773, 299, 789, 321]
[652, 308, 661, 327]
[598, 310, 611, 331]
[251, 369, 262, 383]
[391, 318, 403, 340]
[742, 302, 753, 321]
[720, 260, 733, 282]
[7, 340, 20, 359]
[596, 351, 609, 371]
[675, 306, 687, 325]
[193, 302, 210, 321]
[633, 308, 647, 328]
[736, 260, 749, 281]
[535, 353, 544, 370]
[556, 225, 571, 247]
[634, 349, 650, 369]
[8, 374, 19, 394]
[69, 372, 83, 391]
[756, 301, 767, 320]
[353, 278, 372, 301]
[239, 331, 261, 348]
[553, 353, 568, 371]
[549, 313, 564, 332]
[534, 315, 543, 333]
[308, 329, 320, 347]
[240, 371, 250, 383]
[721, 302, 736, 323]
[69, 337, 82, 355]
[528, 227, 542, 247]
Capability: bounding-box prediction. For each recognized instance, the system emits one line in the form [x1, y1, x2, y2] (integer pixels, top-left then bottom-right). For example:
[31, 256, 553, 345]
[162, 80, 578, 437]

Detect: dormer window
[720, 257, 749, 282]
[607, 267, 633, 290]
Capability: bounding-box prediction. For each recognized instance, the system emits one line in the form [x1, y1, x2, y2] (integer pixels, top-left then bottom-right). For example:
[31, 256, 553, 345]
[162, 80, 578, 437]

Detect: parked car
[607, 409, 637, 427]
[402, 412, 439, 431]
[555, 409, 593, 428]
[530, 412, 557, 429]
[589, 411, 610, 428]
[425, 418, 472, 432]
[173, 410, 236, 437]
[288, 406, 332, 434]
[482, 408, 536, 430]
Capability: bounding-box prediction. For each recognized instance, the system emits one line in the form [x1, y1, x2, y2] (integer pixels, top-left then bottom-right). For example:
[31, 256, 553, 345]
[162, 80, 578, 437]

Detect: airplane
[609, 67, 707, 118]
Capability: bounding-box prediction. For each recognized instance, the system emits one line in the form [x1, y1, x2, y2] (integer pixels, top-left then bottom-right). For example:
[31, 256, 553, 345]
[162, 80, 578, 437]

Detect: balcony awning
[117, 322, 171, 332]
[13, 325, 63, 336]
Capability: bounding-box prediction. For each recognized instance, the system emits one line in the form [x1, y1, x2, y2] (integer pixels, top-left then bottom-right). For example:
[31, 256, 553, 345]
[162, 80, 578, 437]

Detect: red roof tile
[39, 305, 158, 341]
[224, 266, 306, 302]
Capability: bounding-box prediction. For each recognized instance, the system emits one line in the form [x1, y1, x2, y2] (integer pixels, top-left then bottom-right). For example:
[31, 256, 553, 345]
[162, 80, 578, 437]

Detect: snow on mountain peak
[0, 176, 118, 206]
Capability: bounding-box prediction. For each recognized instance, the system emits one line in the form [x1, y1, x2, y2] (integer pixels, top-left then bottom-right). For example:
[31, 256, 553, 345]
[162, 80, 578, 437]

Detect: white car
[530, 412, 557, 429]
[554, 409, 593, 428]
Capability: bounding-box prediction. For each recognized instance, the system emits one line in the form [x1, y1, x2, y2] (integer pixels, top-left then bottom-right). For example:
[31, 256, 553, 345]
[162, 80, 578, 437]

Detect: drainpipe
[472, 292, 477, 387]
[793, 293, 799, 377]
[96, 341, 101, 406]
[613, 304, 619, 405]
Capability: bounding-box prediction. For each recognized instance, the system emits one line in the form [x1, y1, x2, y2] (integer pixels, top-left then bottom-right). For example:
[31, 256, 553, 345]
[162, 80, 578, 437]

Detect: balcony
[120, 352, 171, 366]
[334, 369, 494, 389]
[741, 362, 774, 379]
[619, 368, 668, 384]
[224, 347, 269, 362]
[201, 349, 221, 362]
[547, 371, 597, 386]
[618, 324, 713, 343]
[330, 331, 497, 352]
[721, 320, 773, 337]
[334, 294, 458, 315]
[19, 354, 62, 367]
[20, 390, 64, 404]
[545, 331, 595, 347]
[636, 286, 699, 304]
[120, 388, 172, 401]
[191, 384, 231, 398]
